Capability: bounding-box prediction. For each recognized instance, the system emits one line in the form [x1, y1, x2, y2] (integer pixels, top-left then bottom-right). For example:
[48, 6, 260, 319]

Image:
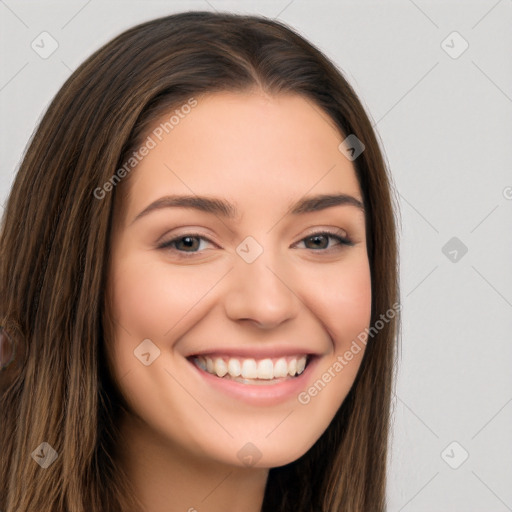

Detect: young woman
[0, 11, 399, 512]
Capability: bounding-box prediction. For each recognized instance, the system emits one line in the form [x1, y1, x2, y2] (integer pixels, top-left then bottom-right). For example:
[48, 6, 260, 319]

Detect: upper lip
[186, 346, 321, 359]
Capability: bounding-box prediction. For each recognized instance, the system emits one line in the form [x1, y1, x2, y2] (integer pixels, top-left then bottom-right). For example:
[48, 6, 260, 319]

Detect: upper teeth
[193, 355, 308, 380]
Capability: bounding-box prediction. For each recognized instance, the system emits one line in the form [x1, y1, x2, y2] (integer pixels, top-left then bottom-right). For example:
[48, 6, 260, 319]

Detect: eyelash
[157, 230, 354, 258]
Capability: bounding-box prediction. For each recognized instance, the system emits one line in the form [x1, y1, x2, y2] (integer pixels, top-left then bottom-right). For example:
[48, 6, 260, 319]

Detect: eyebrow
[130, 193, 365, 225]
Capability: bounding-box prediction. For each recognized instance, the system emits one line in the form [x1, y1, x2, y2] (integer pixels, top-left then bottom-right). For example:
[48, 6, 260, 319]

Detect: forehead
[119, 90, 363, 223]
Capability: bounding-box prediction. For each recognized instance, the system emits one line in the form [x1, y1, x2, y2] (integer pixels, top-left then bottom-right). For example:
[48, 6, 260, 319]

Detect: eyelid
[156, 228, 220, 247]
[292, 228, 354, 249]
[156, 231, 218, 252]
[298, 226, 350, 242]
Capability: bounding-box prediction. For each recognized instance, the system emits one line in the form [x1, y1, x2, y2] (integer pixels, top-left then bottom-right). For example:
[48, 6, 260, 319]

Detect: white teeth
[257, 359, 274, 380]
[194, 354, 308, 380]
[214, 358, 228, 377]
[241, 359, 258, 379]
[288, 358, 297, 376]
[227, 358, 241, 377]
[273, 358, 288, 378]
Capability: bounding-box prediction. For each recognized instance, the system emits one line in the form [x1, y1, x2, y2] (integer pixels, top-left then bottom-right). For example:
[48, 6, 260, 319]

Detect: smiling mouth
[189, 354, 311, 385]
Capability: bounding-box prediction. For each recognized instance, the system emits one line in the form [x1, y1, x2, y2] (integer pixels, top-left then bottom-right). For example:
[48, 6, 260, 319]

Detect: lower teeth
[220, 374, 292, 385]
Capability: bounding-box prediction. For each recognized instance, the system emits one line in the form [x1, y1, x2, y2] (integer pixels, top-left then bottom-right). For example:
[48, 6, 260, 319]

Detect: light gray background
[1, 1, 511, 510]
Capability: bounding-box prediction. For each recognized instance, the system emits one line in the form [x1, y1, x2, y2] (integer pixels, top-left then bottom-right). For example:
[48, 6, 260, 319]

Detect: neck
[116, 410, 269, 512]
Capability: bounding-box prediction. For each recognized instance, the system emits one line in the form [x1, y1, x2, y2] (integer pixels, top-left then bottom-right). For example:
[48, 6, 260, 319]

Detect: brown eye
[299, 231, 353, 251]
[157, 233, 216, 257]
[173, 236, 201, 252]
[304, 234, 330, 249]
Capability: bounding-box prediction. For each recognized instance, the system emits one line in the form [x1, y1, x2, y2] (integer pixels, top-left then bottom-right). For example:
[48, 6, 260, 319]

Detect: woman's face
[107, 90, 371, 468]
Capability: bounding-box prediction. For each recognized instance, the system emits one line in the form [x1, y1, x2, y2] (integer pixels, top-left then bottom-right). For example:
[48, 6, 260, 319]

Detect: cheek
[286, 258, 371, 442]
[107, 250, 230, 386]
[303, 256, 372, 350]
[109, 255, 221, 340]
[107, 255, 165, 371]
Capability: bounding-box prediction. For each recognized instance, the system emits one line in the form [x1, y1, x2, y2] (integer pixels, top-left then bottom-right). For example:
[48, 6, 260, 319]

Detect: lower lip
[187, 356, 320, 405]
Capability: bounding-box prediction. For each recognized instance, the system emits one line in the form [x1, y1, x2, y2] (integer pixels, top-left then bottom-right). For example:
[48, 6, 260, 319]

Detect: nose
[223, 250, 300, 329]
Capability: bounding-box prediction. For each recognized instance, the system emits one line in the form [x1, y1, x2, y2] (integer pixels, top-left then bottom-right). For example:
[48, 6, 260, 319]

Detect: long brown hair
[0, 11, 399, 511]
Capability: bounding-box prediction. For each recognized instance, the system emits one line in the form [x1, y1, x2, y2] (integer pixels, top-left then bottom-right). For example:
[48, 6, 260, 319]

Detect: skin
[106, 89, 372, 512]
